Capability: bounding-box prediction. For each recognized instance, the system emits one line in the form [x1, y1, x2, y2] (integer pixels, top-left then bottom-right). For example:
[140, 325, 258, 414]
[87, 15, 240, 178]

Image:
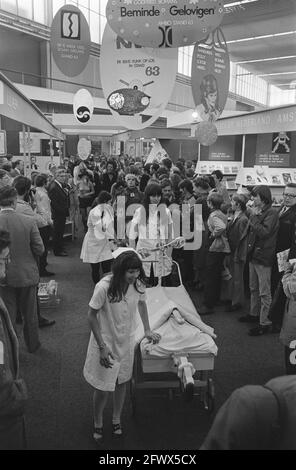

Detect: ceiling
[222, 0, 296, 89]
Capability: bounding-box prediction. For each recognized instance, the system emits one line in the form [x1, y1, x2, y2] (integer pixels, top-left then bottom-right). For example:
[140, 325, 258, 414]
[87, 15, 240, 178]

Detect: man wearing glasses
[268, 184, 296, 332]
[273, 184, 296, 292]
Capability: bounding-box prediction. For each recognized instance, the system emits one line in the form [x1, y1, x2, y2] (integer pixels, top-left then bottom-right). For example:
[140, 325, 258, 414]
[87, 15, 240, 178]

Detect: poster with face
[192, 28, 230, 123]
[73, 89, 94, 124]
[51, 4, 91, 77]
[100, 24, 178, 130]
[106, 0, 224, 48]
[77, 138, 91, 160]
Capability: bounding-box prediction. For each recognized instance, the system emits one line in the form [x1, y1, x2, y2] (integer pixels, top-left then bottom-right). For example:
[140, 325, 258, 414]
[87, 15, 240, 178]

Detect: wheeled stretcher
[132, 243, 218, 413]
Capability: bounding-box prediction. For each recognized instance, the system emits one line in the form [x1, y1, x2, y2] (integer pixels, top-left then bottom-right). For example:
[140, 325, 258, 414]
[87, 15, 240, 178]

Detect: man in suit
[0, 186, 44, 353]
[271, 183, 296, 293]
[48, 167, 69, 257]
[0, 229, 27, 449]
[101, 160, 118, 193]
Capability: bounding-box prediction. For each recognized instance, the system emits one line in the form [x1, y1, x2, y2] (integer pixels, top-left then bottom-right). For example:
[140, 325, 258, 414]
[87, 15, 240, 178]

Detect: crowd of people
[0, 151, 296, 449]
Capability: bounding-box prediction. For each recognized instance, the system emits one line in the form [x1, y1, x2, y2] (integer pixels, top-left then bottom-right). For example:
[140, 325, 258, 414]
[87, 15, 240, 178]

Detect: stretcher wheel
[130, 378, 137, 416]
[204, 378, 215, 413]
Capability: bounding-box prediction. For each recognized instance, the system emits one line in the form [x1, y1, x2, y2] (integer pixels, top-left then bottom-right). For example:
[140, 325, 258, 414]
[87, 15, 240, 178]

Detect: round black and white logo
[76, 106, 91, 123]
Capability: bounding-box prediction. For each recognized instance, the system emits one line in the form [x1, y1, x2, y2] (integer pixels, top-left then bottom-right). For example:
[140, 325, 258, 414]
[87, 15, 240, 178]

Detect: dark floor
[18, 236, 284, 450]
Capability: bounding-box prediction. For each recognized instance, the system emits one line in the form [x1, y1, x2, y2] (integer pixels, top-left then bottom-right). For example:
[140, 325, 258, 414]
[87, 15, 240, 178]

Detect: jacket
[280, 264, 296, 347]
[0, 210, 44, 287]
[0, 297, 27, 421]
[247, 205, 279, 267]
[208, 210, 230, 254]
[48, 181, 69, 219]
[227, 212, 249, 263]
[276, 204, 296, 253]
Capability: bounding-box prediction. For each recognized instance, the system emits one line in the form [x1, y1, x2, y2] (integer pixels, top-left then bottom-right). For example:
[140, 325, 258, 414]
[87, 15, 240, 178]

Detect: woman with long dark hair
[84, 249, 160, 444]
[129, 183, 173, 286]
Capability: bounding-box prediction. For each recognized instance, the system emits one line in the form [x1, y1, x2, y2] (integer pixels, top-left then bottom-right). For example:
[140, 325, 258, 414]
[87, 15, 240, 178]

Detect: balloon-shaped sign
[77, 138, 91, 160]
[192, 28, 230, 123]
[106, 0, 224, 48]
[51, 4, 91, 77]
[100, 24, 178, 130]
[73, 89, 94, 124]
[195, 121, 218, 146]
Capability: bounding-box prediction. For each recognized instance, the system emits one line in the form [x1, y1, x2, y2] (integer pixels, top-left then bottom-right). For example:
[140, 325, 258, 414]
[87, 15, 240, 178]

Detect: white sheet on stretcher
[135, 285, 218, 357]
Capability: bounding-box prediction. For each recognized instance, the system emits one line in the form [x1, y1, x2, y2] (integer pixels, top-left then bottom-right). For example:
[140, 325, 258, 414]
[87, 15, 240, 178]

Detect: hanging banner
[100, 24, 178, 130]
[73, 89, 94, 124]
[195, 121, 218, 146]
[145, 139, 167, 164]
[77, 138, 91, 160]
[51, 4, 91, 77]
[192, 28, 230, 122]
[106, 0, 224, 49]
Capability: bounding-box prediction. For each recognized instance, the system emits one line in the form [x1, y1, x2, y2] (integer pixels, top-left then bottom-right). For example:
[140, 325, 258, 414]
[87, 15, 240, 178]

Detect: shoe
[40, 270, 55, 277]
[39, 317, 56, 328]
[93, 427, 103, 444]
[54, 252, 68, 257]
[248, 325, 271, 336]
[199, 306, 215, 315]
[239, 314, 259, 323]
[112, 423, 123, 438]
[226, 303, 242, 312]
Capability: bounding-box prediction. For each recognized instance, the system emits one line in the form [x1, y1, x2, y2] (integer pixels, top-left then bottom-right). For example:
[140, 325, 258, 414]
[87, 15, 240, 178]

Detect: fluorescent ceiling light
[224, 0, 258, 7]
[227, 31, 296, 44]
[235, 55, 296, 64]
[258, 71, 296, 77]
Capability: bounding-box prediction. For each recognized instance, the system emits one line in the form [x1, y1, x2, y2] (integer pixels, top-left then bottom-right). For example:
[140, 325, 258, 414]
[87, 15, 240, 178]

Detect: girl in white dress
[129, 183, 173, 286]
[80, 191, 114, 284]
[84, 248, 160, 444]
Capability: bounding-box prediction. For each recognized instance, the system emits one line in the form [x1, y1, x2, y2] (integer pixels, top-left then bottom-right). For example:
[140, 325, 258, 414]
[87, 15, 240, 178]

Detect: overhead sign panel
[192, 28, 230, 122]
[51, 4, 91, 77]
[100, 24, 178, 130]
[106, 0, 224, 48]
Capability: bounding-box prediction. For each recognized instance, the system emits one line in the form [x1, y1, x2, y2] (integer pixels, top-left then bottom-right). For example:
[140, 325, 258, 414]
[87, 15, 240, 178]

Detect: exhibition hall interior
[0, 0, 296, 452]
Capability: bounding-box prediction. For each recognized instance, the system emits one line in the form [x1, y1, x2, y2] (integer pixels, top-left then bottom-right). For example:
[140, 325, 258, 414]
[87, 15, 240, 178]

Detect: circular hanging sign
[106, 0, 224, 49]
[191, 28, 230, 122]
[195, 121, 218, 146]
[51, 4, 91, 77]
[100, 24, 178, 130]
[77, 138, 91, 160]
[73, 89, 94, 124]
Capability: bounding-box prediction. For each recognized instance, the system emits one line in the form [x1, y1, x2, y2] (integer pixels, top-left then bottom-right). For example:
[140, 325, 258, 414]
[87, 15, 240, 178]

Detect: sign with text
[100, 24, 178, 130]
[192, 28, 230, 122]
[73, 89, 94, 124]
[19, 132, 41, 154]
[51, 5, 91, 77]
[106, 0, 224, 48]
[209, 152, 233, 161]
[216, 105, 296, 136]
[256, 153, 290, 168]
